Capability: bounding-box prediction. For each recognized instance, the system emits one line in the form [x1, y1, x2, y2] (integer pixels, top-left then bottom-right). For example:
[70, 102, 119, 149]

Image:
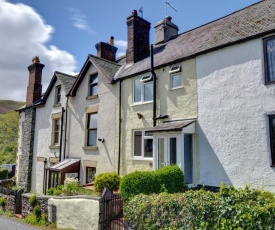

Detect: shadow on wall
[198, 124, 232, 187]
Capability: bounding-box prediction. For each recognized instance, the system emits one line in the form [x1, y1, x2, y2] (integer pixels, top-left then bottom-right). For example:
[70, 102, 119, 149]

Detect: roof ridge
[175, 0, 263, 39]
[55, 71, 77, 78]
[88, 54, 122, 67]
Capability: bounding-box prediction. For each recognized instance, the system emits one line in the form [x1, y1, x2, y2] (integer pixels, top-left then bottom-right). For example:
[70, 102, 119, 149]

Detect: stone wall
[18, 107, 36, 192]
[0, 187, 16, 213]
[22, 193, 49, 218]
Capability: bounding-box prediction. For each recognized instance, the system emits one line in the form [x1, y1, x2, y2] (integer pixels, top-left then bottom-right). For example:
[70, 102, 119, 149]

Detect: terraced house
[16, 0, 275, 193]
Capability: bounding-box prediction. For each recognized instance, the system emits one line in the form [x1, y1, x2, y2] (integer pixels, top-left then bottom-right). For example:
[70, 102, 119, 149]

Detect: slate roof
[114, 0, 275, 80]
[69, 54, 121, 96]
[55, 71, 77, 95]
[147, 120, 196, 133]
[42, 71, 76, 103]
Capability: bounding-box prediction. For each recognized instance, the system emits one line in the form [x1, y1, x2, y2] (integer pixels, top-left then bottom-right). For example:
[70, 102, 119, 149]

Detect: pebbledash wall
[118, 58, 199, 180]
[32, 78, 66, 194]
[197, 38, 275, 191]
[67, 63, 117, 180]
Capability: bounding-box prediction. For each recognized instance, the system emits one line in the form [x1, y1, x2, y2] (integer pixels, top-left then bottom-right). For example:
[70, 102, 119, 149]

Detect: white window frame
[54, 85, 61, 105]
[169, 64, 182, 89]
[87, 113, 98, 147]
[52, 118, 60, 146]
[133, 130, 153, 160]
[133, 75, 153, 104]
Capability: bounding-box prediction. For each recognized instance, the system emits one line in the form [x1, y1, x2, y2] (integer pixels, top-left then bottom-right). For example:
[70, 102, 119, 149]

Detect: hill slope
[0, 100, 25, 114]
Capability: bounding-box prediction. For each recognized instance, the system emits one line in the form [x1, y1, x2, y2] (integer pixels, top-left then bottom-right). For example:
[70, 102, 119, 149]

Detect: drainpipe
[59, 107, 65, 162]
[151, 44, 157, 127]
[63, 97, 69, 160]
[118, 80, 122, 175]
[43, 158, 47, 194]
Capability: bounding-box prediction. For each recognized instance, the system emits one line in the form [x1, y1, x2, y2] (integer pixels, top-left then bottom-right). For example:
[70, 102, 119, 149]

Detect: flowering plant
[63, 177, 79, 196]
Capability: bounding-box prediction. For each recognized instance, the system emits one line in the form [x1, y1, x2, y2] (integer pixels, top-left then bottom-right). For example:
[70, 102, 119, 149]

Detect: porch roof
[47, 159, 80, 173]
[147, 120, 196, 133]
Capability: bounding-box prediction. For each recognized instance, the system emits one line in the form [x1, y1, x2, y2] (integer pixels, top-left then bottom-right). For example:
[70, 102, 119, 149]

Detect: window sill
[49, 145, 59, 149]
[53, 103, 61, 108]
[169, 86, 183, 91]
[83, 146, 98, 150]
[132, 101, 153, 107]
[132, 157, 153, 161]
[86, 95, 98, 100]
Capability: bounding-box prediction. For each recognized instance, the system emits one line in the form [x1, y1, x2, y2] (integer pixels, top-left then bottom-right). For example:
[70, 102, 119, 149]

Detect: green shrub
[94, 172, 120, 193]
[0, 168, 8, 180]
[124, 186, 275, 230]
[33, 205, 41, 219]
[29, 194, 37, 207]
[120, 165, 186, 200]
[0, 197, 6, 209]
[47, 185, 63, 196]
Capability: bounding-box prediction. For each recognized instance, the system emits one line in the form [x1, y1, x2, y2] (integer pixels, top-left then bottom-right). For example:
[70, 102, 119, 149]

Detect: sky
[0, 0, 260, 101]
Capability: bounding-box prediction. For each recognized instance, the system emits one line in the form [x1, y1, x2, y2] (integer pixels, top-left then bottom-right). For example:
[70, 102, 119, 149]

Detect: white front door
[155, 134, 181, 169]
[154, 133, 193, 184]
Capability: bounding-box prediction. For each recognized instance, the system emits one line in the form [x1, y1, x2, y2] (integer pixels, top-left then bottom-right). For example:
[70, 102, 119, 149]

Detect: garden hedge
[124, 185, 275, 230]
[94, 172, 120, 192]
[120, 165, 186, 200]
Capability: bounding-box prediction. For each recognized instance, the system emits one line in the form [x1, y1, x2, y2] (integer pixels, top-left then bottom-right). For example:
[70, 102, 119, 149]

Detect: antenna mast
[165, 1, 177, 17]
[139, 6, 143, 18]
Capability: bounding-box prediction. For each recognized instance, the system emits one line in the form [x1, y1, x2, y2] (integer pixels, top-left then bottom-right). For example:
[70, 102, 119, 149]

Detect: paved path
[0, 215, 39, 230]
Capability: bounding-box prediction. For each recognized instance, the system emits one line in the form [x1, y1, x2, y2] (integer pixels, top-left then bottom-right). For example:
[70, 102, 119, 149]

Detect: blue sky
[0, 0, 260, 101]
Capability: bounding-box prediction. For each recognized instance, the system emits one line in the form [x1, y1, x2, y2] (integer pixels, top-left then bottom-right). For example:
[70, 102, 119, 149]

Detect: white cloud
[115, 40, 127, 57]
[0, 0, 77, 101]
[68, 7, 96, 34]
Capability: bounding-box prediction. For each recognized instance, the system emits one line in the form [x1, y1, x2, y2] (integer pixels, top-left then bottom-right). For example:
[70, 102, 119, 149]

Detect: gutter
[63, 96, 69, 160]
[118, 80, 122, 175]
[151, 44, 157, 127]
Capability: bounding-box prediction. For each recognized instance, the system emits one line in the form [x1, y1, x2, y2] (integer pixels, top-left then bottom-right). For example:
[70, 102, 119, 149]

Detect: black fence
[99, 192, 126, 230]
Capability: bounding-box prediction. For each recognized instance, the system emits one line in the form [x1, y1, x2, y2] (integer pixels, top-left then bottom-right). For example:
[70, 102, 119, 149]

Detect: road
[0, 215, 39, 230]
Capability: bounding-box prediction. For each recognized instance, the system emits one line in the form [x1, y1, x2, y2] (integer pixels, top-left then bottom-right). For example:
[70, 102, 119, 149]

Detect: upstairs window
[269, 115, 275, 166]
[55, 85, 61, 105]
[264, 36, 275, 84]
[87, 113, 97, 146]
[89, 74, 98, 96]
[133, 130, 153, 159]
[169, 64, 182, 89]
[133, 76, 153, 104]
[53, 119, 60, 145]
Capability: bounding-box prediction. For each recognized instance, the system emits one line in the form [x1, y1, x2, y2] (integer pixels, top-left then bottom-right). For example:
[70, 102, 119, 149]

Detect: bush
[47, 185, 63, 196]
[120, 165, 186, 200]
[29, 194, 37, 207]
[94, 172, 120, 193]
[124, 186, 275, 230]
[0, 168, 8, 180]
[0, 197, 6, 209]
[33, 205, 41, 219]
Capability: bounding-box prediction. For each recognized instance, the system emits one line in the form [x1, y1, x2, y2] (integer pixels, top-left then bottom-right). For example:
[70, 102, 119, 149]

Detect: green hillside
[0, 100, 24, 164]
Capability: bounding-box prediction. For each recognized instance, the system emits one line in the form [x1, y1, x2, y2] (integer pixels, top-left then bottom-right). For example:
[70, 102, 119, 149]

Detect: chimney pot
[132, 10, 137, 15]
[166, 16, 172, 22]
[109, 36, 114, 46]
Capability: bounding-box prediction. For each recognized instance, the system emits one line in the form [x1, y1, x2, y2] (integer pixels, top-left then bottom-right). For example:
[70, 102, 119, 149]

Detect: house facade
[16, 0, 275, 193]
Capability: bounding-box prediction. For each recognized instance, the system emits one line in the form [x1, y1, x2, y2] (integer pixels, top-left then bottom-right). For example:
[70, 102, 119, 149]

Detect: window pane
[86, 167, 96, 183]
[88, 130, 97, 146]
[89, 85, 98, 96]
[171, 74, 182, 88]
[144, 138, 153, 158]
[134, 131, 142, 156]
[170, 138, 177, 165]
[267, 39, 275, 82]
[144, 82, 153, 102]
[134, 79, 141, 102]
[90, 75, 98, 84]
[88, 114, 97, 128]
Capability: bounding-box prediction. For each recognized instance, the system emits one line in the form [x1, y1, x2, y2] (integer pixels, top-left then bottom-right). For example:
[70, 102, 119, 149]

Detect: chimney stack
[26, 56, 44, 107]
[126, 10, 151, 64]
[95, 36, 118, 62]
[154, 16, 178, 44]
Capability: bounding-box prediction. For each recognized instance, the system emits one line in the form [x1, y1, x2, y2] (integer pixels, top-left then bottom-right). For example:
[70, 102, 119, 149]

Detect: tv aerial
[165, 1, 177, 17]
